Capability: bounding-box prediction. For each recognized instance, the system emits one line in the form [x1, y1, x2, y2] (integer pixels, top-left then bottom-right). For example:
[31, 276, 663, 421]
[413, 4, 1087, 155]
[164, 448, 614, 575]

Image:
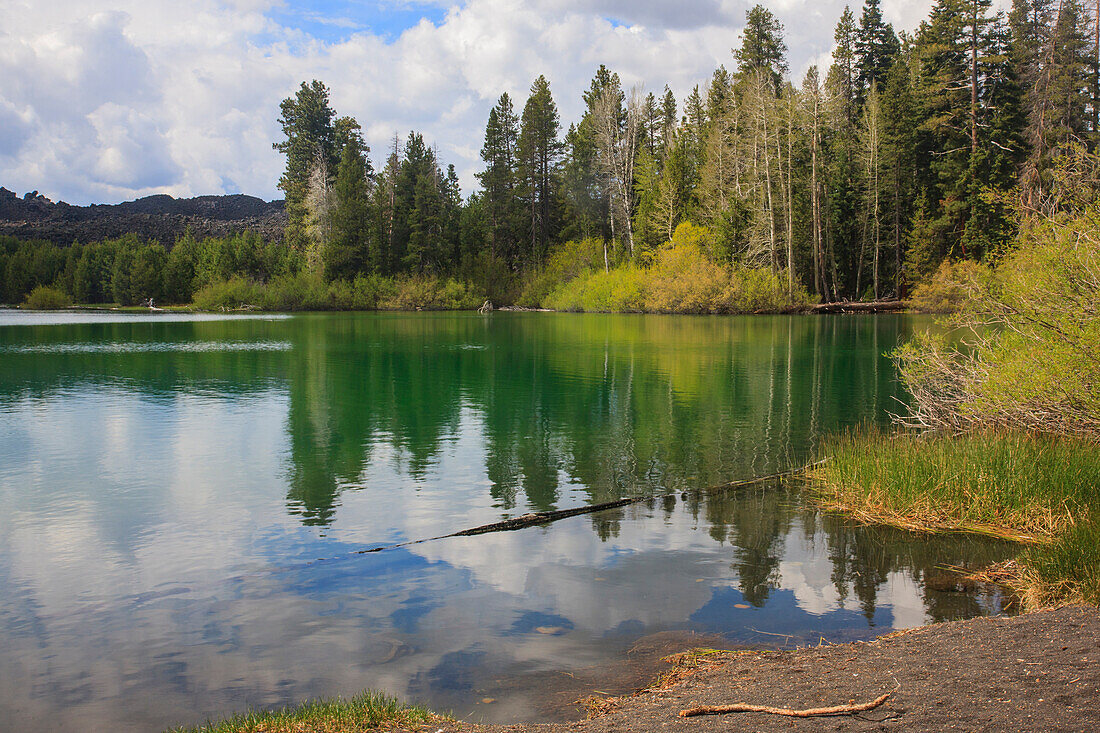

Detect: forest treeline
[4, 0, 1100, 310]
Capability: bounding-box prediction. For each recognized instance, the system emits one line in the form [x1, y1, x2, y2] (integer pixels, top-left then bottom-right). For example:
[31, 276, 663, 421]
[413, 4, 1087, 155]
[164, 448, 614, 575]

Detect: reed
[809, 429, 1100, 606]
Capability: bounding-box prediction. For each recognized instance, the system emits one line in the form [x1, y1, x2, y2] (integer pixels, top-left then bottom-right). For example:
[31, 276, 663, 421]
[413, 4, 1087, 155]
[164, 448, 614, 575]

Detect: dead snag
[679, 692, 890, 718]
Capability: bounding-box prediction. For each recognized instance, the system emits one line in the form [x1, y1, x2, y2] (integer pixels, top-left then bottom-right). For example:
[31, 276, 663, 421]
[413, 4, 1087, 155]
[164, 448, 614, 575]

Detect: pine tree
[477, 93, 523, 266]
[274, 80, 338, 251]
[517, 75, 564, 268]
[856, 0, 900, 102]
[735, 4, 789, 94]
[325, 128, 372, 280]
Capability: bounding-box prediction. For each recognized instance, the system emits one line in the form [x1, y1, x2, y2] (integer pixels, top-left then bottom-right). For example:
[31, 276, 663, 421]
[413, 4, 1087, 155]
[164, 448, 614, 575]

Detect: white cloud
[0, 0, 953, 205]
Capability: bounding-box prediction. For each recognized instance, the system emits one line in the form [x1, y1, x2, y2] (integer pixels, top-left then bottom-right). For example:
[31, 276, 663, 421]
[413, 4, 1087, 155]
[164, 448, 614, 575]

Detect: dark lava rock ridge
[0, 187, 287, 245]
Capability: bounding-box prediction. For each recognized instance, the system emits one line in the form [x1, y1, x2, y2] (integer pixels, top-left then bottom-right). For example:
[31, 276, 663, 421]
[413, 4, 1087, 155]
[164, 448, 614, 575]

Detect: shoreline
[179, 606, 1100, 732]
[9, 300, 917, 316]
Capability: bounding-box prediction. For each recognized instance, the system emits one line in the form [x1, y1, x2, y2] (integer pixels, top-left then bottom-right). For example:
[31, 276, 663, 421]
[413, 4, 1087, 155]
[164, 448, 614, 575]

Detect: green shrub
[895, 205, 1100, 435]
[541, 224, 812, 314]
[909, 259, 992, 313]
[22, 285, 71, 310]
[382, 276, 483, 310]
[192, 277, 263, 310]
[517, 238, 605, 307]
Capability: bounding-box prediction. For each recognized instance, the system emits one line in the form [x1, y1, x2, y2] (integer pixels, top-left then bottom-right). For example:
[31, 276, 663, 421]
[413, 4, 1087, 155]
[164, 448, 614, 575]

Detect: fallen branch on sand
[679, 692, 890, 718]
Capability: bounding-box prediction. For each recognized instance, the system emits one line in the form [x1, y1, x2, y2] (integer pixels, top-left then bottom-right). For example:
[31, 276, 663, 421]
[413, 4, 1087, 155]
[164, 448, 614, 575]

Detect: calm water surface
[0, 311, 1014, 731]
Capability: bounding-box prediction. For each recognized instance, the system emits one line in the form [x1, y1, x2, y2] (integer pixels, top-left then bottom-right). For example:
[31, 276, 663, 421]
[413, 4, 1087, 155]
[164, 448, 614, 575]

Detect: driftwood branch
[679, 692, 890, 718]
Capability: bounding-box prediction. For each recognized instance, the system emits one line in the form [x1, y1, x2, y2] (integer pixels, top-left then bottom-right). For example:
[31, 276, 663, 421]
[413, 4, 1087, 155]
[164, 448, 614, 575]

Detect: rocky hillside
[0, 187, 287, 245]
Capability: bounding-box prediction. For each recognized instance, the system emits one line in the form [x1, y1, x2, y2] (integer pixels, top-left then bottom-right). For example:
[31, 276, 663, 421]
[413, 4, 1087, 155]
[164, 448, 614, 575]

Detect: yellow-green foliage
[896, 206, 1100, 435]
[21, 284, 72, 310]
[909, 259, 993, 313]
[517, 237, 604, 307]
[382, 276, 483, 310]
[543, 224, 811, 314]
[192, 277, 264, 310]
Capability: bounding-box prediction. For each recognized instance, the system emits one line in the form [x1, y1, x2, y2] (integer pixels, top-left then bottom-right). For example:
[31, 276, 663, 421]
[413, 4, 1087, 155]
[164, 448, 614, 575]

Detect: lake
[0, 310, 1015, 731]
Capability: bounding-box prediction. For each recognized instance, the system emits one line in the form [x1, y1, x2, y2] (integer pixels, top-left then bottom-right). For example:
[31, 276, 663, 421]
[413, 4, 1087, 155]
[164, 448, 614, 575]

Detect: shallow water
[0, 311, 1015, 731]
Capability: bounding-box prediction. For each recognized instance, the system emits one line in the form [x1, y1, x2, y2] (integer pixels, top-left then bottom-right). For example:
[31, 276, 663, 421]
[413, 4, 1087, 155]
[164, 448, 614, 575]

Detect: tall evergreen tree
[325, 128, 372, 280]
[517, 75, 564, 268]
[477, 93, 523, 266]
[856, 0, 901, 101]
[735, 4, 789, 94]
[274, 80, 338, 252]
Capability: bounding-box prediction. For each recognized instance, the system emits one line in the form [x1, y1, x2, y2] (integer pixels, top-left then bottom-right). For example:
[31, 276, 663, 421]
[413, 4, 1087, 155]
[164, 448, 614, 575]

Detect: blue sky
[266, 1, 448, 43]
[0, 0, 954, 206]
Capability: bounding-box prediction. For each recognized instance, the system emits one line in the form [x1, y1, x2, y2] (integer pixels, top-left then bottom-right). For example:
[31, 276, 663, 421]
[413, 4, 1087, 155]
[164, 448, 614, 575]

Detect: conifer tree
[325, 128, 372, 280]
[478, 94, 523, 266]
[856, 0, 900, 102]
[274, 81, 338, 251]
[517, 75, 564, 268]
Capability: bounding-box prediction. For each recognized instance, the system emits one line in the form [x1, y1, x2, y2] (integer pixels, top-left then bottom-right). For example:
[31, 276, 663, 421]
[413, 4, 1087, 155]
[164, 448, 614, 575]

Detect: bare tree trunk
[811, 86, 824, 297]
[785, 93, 795, 296]
[761, 83, 777, 272]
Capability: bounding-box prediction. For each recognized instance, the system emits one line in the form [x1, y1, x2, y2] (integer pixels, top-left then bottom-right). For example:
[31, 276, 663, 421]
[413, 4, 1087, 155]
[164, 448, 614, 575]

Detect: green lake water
[0, 310, 1015, 731]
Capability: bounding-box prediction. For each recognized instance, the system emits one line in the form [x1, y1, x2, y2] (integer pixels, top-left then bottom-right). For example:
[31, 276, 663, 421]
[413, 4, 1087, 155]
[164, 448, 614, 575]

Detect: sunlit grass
[168, 690, 442, 733]
[808, 429, 1100, 606]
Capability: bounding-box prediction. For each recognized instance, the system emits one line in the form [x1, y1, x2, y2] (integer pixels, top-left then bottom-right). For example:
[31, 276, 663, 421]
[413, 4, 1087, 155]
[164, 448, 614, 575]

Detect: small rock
[535, 626, 567, 635]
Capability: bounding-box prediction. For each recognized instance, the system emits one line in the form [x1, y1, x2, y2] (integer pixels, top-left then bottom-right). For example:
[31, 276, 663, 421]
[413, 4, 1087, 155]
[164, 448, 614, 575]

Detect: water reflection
[0, 312, 1012, 733]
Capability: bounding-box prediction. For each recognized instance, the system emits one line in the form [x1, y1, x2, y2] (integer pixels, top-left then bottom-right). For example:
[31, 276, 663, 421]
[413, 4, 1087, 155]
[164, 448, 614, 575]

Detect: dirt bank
[413, 606, 1099, 733]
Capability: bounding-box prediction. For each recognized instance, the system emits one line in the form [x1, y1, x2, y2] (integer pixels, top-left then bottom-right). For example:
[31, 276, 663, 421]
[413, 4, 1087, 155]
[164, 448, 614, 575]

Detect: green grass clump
[169, 690, 441, 733]
[810, 429, 1100, 606]
[1020, 513, 1100, 607]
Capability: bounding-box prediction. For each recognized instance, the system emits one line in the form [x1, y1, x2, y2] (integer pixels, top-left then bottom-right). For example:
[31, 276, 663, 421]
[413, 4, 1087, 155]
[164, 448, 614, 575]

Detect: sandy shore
[410, 606, 1099, 733]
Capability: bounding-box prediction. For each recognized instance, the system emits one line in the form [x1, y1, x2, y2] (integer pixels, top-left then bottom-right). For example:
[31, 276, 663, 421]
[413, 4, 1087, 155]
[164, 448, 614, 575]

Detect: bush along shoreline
[7, 223, 822, 314]
[807, 150, 1100, 610]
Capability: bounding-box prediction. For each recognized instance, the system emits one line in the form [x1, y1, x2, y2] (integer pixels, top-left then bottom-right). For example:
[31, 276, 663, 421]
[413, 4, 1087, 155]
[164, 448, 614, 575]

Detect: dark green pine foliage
[517, 75, 564, 268]
[274, 80, 338, 250]
[325, 127, 373, 280]
[397, 134, 449, 273]
[659, 86, 678, 157]
[910, 0, 971, 272]
[1046, 0, 1092, 149]
[880, 42, 919, 294]
[832, 7, 860, 126]
[856, 0, 900, 102]
[641, 91, 662, 157]
[477, 93, 524, 266]
[827, 6, 862, 297]
[964, 12, 1028, 257]
[559, 121, 602, 242]
[735, 4, 789, 94]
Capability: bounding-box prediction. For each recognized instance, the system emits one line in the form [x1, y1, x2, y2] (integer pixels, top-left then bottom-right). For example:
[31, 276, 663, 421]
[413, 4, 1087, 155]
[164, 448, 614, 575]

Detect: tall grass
[168, 690, 440, 733]
[809, 429, 1100, 605]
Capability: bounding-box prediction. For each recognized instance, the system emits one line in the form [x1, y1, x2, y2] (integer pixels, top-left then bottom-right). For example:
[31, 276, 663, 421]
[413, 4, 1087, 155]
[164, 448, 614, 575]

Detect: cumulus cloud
[0, 0, 955, 205]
